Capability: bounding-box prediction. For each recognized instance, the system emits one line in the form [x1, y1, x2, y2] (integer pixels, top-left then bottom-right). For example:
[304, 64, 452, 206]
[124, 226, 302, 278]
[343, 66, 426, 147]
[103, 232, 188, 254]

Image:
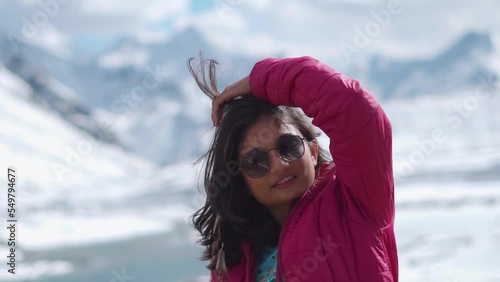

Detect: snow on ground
[0, 66, 201, 281]
[396, 181, 500, 281]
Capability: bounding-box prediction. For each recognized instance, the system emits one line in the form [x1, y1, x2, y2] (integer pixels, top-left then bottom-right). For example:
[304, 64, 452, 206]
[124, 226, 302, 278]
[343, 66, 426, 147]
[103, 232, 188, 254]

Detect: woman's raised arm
[247, 56, 394, 228]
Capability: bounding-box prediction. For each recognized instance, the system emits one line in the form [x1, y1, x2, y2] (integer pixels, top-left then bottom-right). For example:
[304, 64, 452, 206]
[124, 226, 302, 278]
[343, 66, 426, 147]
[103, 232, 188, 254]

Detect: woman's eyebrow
[278, 133, 294, 139]
[240, 147, 259, 158]
[240, 133, 297, 156]
[239, 140, 268, 157]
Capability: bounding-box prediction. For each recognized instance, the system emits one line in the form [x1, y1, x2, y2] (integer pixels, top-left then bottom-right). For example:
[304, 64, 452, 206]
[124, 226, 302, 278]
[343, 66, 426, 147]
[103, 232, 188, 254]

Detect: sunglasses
[240, 135, 307, 178]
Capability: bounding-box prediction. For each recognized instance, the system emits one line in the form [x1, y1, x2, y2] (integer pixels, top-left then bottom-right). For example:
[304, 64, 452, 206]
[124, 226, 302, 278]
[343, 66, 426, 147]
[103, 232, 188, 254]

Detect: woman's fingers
[212, 76, 250, 126]
[212, 93, 228, 126]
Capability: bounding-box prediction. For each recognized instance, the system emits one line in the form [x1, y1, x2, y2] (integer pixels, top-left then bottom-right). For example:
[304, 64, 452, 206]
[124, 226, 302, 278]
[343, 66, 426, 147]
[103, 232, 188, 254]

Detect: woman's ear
[309, 140, 319, 167]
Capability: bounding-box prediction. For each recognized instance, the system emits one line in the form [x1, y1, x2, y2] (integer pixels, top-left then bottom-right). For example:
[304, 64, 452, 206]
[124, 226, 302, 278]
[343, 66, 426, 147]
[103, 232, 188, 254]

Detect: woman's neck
[269, 200, 298, 225]
[270, 206, 289, 225]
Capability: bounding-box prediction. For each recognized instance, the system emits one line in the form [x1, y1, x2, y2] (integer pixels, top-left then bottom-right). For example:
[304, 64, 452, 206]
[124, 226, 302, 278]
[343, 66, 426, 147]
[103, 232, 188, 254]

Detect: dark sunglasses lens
[241, 150, 269, 178]
[278, 135, 305, 161]
[241, 136, 306, 178]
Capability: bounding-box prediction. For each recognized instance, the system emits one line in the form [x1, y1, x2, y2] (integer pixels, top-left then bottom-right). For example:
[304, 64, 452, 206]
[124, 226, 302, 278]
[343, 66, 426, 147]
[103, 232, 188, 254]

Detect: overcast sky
[1, 0, 499, 66]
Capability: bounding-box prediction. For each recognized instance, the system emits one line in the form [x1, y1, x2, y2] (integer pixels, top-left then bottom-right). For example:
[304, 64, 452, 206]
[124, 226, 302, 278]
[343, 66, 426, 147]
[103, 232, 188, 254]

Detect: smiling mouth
[272, 175, 296, 187]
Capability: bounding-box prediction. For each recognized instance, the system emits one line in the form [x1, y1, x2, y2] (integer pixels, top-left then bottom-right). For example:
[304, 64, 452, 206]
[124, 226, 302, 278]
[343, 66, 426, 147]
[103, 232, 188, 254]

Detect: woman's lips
[272, 175, 297, 188]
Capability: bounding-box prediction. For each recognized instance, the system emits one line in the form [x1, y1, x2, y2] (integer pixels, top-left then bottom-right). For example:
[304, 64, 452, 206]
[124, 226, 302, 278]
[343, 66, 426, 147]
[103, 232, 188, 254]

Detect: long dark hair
[187, 55, 331, 277]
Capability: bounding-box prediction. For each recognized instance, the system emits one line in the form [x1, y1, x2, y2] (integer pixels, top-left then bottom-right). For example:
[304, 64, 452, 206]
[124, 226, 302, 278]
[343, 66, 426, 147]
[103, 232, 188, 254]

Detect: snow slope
[0, 65, 203, 280]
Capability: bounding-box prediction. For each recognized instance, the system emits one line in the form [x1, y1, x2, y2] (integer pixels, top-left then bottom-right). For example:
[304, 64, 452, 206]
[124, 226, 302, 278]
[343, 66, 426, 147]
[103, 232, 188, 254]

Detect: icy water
[20, 232, 209, 282]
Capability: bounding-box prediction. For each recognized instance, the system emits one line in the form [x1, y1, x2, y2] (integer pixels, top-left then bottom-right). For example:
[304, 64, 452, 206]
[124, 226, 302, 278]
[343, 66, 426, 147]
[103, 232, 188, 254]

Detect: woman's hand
[212, 75, 250, 126]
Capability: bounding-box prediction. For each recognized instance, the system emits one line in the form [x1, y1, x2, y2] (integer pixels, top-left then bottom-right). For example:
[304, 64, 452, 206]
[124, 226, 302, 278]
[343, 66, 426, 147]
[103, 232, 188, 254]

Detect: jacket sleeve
[249, 56, 394, 228]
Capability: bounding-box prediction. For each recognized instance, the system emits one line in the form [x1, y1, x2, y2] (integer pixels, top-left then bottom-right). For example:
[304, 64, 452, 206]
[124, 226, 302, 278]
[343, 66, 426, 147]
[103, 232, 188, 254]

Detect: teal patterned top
[256, 246, 278, 282]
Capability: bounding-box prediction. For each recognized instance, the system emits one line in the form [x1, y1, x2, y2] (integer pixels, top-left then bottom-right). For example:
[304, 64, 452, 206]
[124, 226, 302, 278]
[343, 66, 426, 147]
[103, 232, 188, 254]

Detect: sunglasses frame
[240, 135, 307, 178]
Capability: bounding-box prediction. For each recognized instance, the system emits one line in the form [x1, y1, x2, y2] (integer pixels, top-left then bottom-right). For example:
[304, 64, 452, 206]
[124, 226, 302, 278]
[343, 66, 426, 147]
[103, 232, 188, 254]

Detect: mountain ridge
[0, 28, 497, 165]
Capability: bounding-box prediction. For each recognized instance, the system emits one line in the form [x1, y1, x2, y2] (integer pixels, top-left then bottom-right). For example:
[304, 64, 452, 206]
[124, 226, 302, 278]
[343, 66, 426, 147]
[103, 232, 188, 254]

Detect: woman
[188, 56, 398, 281]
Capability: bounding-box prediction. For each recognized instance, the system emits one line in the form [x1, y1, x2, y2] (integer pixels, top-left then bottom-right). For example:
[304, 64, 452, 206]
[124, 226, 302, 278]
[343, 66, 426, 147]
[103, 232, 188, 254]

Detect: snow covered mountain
[367, 32, 497, 99]
[0, 34, 122, 146]
[0, 27, 259, 166]
[1, 28, 498, 166]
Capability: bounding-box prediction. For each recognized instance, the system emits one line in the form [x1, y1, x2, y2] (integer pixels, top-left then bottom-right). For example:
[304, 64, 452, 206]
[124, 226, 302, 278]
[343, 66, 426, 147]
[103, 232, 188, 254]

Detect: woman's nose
[268, 150, 289, 174]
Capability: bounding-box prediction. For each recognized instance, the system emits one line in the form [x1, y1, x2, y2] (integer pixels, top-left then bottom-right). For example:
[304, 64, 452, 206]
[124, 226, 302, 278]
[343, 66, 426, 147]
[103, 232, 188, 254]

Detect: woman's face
[238, 116, 319, 214]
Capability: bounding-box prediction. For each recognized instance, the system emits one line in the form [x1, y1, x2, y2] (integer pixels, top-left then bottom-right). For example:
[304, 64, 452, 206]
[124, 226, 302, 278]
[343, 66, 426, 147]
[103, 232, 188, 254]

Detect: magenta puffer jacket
[210, 56, 398, 282]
